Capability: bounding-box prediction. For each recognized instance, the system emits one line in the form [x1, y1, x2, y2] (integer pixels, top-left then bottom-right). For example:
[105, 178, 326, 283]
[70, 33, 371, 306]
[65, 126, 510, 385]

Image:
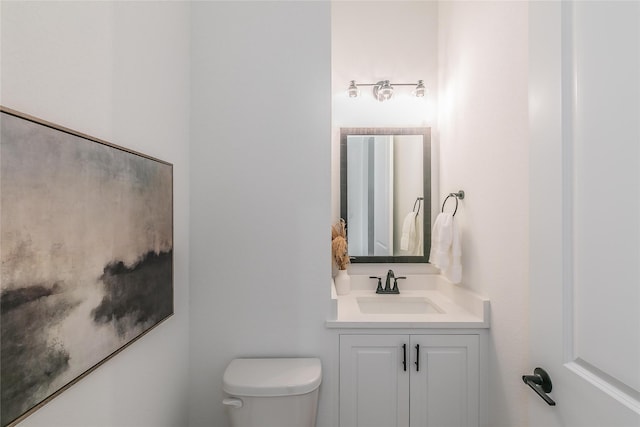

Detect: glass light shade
[413, 80, 426, 97]
[374, 80, 394, 102]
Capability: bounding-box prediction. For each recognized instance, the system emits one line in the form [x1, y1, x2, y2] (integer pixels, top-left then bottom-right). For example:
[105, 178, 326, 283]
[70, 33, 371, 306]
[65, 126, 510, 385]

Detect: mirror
[340, 127, 431, 263]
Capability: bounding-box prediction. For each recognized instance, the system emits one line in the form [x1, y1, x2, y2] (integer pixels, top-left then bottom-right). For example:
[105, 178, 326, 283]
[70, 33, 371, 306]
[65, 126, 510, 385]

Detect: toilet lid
[223, 358, 322, 397]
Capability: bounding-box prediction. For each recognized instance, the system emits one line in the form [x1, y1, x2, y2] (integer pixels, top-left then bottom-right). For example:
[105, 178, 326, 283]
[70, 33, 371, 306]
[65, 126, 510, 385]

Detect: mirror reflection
[340, 128, 431, 263]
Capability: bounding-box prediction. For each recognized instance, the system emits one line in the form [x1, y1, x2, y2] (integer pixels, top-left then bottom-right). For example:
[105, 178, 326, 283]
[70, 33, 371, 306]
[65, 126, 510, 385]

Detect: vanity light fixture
[347, 80, 426, 102]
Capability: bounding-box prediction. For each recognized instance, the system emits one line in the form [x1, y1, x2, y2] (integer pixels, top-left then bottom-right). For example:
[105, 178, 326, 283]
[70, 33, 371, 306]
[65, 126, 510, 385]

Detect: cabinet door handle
[415, 344, 420, 371]
[402, 344, 407, 371]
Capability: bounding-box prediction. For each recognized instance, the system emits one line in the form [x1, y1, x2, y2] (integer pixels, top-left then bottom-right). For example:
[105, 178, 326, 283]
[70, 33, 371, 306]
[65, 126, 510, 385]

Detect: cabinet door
[409, 335, 479, 427]
[340, 335, 410, 427]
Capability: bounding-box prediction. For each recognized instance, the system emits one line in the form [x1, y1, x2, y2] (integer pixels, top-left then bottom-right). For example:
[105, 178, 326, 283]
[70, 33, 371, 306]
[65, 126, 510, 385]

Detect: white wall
[188, 2, 332, 426]
[1, 2, 191, 426]
[438, 2, 530, 426]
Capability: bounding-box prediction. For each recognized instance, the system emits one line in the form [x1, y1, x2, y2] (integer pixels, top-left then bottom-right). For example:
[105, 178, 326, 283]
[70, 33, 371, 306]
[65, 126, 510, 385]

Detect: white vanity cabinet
[339, 334, 480, 427]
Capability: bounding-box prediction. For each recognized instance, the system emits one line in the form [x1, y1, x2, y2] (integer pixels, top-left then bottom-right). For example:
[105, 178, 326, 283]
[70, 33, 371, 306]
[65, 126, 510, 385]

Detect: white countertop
[326, 274, 490, 329]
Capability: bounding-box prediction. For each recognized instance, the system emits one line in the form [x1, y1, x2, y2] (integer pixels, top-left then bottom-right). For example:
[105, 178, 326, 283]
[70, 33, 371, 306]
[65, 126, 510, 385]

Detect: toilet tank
[222, 358, 322, 427]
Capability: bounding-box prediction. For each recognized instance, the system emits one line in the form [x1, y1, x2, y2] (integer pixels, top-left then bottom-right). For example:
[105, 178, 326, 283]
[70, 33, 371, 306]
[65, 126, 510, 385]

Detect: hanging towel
[428, 212, 462, 284]
[443, 218, 462, 284]
[429, 212, 453, 270]
[414, 213, 423, 256]
[400, 211, 418, 252]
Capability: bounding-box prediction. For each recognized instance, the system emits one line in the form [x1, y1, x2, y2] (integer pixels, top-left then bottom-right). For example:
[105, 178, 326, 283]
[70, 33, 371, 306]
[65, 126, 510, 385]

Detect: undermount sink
[357, 296, 444, 315]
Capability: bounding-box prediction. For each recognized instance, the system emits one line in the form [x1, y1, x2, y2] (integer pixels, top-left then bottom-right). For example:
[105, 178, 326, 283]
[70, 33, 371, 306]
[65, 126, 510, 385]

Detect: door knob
[522, 367, 556, 406]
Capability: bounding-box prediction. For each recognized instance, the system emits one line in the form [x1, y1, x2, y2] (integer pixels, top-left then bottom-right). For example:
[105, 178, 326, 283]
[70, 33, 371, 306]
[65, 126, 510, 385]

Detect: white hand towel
[400, 211, 418, 251]
[429, 212, 462, 284]
[414, 214, 423, 256]
[429, 212, 453, 271]
[442, 218, 462, 284]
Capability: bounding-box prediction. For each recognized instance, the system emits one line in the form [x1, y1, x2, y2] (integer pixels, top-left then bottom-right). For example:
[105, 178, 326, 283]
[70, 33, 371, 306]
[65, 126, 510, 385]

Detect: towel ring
[441, 190, 465, 217]
[413, 197, 424, 215]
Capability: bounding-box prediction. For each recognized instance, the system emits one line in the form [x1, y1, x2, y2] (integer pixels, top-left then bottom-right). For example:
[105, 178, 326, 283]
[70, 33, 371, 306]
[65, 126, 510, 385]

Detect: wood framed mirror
[340, 127, 431, 263]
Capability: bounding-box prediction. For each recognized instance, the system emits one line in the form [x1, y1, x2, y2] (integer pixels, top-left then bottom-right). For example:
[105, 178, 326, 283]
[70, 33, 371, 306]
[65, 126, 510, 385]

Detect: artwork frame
[0, 107, 174, 427]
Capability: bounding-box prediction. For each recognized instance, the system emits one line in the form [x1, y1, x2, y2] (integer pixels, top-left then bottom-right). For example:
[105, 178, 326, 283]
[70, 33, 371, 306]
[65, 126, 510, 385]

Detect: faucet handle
[370, 276, 383, 293]
[392, 276, 407, 292]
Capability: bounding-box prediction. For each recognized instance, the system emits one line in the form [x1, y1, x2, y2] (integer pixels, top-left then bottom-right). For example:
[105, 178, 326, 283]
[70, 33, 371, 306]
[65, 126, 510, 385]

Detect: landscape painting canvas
[0, 108, 173, 427]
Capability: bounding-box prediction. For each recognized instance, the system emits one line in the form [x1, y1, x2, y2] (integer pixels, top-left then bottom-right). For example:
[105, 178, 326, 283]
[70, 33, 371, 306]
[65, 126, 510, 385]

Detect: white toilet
[222, 358, 322, 427]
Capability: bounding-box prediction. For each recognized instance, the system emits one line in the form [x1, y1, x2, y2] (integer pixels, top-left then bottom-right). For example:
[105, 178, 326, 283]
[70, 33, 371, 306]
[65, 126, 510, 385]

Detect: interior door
[529, 2, 640, 426]
[373, 136, 393, 255]
[346, 137, 369, 255]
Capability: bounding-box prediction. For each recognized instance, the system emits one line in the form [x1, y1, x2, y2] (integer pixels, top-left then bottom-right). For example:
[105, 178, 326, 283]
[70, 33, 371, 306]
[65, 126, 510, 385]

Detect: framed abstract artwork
[0, 107, 173, 427]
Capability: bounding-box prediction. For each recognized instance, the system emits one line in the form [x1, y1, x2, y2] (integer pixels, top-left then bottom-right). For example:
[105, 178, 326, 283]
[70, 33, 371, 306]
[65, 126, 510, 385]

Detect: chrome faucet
[371, 269, 405, 294]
